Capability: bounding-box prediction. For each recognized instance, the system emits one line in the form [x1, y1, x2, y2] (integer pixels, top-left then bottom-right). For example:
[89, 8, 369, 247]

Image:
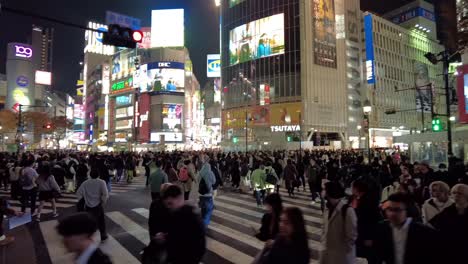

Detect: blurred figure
[56, 213, 112, 264]
[421, 181, 453, 224]
[283, 159, 298, 197]
[251, 163, 267, 207]
[430, 184, 468, 264]
[255, 193, 283, 242]
[36, 164, 61, 221]
[0, 197, 23, 246]
[254, 207, 310, 264]
[198, 155, 216, 226]
[374, 193, 439, 264]
[149, 159, 168, 202]
[320, 181, 357, 264]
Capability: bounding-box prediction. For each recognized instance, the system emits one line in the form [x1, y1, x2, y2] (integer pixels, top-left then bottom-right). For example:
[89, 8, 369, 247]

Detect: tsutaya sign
[270, 125, 300, 132]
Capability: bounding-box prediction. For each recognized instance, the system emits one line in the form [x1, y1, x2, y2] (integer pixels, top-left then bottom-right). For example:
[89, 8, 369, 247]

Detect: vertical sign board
[457, 65, 468, 123]
[364, 14, 375, 84]
[312, 0, 337, 68]
[6, 43, 35, 110]
[207, 54, 221, 78]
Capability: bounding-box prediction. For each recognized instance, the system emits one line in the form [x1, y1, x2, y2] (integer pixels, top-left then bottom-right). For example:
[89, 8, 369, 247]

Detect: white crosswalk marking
[35, 185, 324, 264]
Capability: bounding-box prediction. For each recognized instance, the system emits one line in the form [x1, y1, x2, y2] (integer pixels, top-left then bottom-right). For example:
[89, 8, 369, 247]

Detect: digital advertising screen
[229, 14, 285, 66]
[162, 104, 183, 130]
[138, 62, 185, 93]
[457, 65, 468, 123]
[229, 0, 246, 8]
[312, 0, 337, 68]
[151, 9, 184, 47]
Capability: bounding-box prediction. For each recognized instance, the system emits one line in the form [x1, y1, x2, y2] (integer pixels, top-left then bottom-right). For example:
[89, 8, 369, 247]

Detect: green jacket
[148, 163, 168, 193]
[251, 168, 266, 190]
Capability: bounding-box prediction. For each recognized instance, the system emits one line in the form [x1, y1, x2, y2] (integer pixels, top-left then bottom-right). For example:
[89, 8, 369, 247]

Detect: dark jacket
[354, 195, 382, 258]
[165, 205, 206, 264]
[430, 204, 468, 264]
[373, 220, 440, 264]
[148, 200, 171, 239]
[261, 237, 310, 264]
[87, 248, 112, 264]
[255, 212, 279, 242]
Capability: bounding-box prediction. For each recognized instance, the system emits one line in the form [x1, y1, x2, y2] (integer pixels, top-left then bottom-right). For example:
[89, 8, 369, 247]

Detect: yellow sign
[270, 102, 301, 125]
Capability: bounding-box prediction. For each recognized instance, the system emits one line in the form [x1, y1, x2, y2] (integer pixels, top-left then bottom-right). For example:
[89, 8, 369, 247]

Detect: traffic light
[102, 24, 143, 49]
[432, 118, 443, 132]
[287, 135, 292, 142]
[43, 123, 52, 129]
[232, 137, 238, 143]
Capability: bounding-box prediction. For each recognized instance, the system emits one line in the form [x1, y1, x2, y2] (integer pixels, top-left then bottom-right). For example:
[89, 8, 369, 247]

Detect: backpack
[19, 168, 33, 187]
[198, 177, 209, 195]
[265, 169, 277, 185]
[178, 167, 190, 182]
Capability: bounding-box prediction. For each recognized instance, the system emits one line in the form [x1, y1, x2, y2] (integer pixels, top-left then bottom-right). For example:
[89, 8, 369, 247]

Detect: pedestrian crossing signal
[232, 137, 238, 143]
[287, 136, 292, 142]
[432, 118, 442, 132]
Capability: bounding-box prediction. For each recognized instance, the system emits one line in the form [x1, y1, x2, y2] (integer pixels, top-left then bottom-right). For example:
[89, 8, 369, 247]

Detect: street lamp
[363, 99, 372, 161]
[214, 0, 221, 6]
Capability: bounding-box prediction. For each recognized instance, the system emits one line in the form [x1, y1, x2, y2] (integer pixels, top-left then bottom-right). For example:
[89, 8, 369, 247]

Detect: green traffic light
[287, 136, 292, 142]
[233, 137, 238, 143]
[432, 118, 442, 132]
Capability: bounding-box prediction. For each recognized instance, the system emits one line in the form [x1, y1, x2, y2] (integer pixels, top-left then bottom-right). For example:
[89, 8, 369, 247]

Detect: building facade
[221, 0, 362, 150]
[31, 25, 54, 72]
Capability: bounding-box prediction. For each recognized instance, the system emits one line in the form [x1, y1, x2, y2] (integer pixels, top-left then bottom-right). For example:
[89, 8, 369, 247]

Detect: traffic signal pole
[443, 51, 453, 155]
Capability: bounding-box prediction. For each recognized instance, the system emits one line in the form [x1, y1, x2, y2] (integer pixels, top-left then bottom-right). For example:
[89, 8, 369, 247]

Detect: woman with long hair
[254, 207, 310, 264]
[164, 162, 179, 184]
[36, 164, 61, 221]
[255, 193, 283, 242]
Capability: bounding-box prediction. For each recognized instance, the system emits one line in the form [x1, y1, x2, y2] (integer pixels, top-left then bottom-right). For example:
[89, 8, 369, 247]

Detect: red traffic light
[132, 30, 144, 43]
[44, 123, 52, 129]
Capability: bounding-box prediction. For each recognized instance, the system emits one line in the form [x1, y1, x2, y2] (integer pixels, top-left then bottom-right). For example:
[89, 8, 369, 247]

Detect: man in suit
[374, 192, 439, 264]
[56, 213, 112, 264]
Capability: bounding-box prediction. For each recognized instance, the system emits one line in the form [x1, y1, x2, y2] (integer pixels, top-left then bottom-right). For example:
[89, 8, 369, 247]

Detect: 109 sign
[15, 45, 33, 58]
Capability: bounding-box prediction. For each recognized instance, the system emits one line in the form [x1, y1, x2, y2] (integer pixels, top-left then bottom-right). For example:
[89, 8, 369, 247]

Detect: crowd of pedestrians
[0, 149, 467, 264]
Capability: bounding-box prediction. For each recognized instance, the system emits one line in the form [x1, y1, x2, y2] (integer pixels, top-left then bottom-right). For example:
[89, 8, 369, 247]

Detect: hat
[325, 181, 345, 199]
[56, 213, 97, 237]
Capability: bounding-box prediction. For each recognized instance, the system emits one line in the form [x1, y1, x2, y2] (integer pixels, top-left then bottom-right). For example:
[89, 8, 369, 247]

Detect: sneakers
[0, 236, 15, 246]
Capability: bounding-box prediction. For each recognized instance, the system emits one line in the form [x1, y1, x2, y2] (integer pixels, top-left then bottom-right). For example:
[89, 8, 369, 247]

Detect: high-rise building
[32, 25, 54, 72]
[221, 0, 364, 150]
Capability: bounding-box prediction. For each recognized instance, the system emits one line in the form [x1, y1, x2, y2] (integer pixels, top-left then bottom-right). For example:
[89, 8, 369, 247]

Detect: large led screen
[138, 62, 185, 93]
[229, 14, 285, 66]
[162, 104, 183, 130]
[151, 9, 184, 47]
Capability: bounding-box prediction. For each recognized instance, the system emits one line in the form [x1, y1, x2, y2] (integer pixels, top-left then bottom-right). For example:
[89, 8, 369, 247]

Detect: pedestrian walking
[374, 192, 440, 264]
[149, 159, 169, 201]
[430, 184, 468, 264]
[255, 193, 283, 242]
[36, 164, 61, 221]
[253, 207, 310, 264]
[76, 169, 109, 242]
[56, 213, 112, 263]
[251, 163, 267, 207]
[421, 181, 453, 224]
[320, 181, 358, 264]
[20, 159, 39, 215]
[283, 159, 298, 197]
[198, 155, 216, 226]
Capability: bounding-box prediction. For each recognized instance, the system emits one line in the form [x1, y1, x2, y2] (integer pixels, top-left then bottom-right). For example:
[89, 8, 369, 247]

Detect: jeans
[21, 188, 37, 214]
[255, 189, 266, 206]
[199, 196, 214, 226]
[86, 204, 107, 240]
[106, 181, 112, 193]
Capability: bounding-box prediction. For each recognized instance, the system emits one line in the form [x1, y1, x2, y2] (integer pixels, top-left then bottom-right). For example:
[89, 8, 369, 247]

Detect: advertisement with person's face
[139, 62, 185, 93]
[229, 13, 285, 65]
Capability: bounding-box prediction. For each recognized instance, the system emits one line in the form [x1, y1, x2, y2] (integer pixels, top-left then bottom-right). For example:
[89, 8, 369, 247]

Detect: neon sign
[15, 45, 33, 58]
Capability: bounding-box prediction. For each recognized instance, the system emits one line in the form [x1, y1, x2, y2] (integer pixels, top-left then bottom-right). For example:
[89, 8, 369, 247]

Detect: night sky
[0, 0, 416, 94]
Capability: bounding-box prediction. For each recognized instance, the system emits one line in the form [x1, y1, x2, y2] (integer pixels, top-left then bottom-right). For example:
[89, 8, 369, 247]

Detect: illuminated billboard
[207, 54, 221, 78]
[229, 0, 246, 7]
[312, 0, 337, 68]
[84, 22, 115, 55]
[151, 9, 184, 47]
[116, 94, 133, 106]
[229, 14, 285, 65]
[162, 104, 183, 130]
[112, 49, 137, 81]
[457, 65, 468, 123]
[35, 70, 52, 85]
[138, 62, 185, 93]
